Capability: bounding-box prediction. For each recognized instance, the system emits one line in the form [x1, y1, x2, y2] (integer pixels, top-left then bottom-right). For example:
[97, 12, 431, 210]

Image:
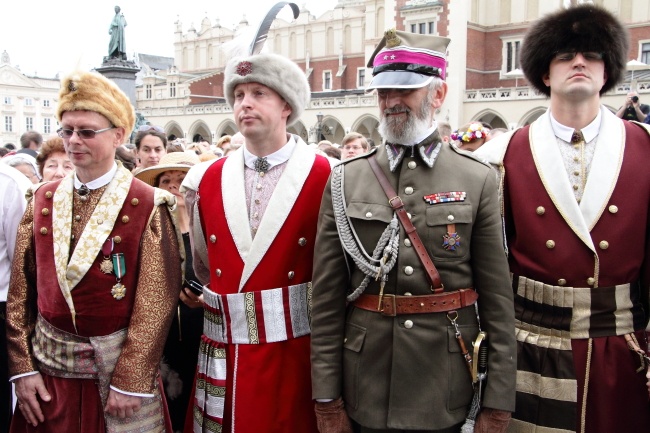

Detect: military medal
[100, 238, 114, 274]
[111, 252, 127, 300]
[442, 223, 460, 251]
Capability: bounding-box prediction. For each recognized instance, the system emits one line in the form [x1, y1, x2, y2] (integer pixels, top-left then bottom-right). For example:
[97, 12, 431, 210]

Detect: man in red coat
[182, 49, 330, 432]
[476, 5, 650, 433]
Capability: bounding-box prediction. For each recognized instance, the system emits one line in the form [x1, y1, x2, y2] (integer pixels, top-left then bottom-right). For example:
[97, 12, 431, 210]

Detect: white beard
[377, 90, 434, 145]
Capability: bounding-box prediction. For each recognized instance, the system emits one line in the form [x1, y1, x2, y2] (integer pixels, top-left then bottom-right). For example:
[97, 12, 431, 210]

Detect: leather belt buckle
[380, 294, 396, 316]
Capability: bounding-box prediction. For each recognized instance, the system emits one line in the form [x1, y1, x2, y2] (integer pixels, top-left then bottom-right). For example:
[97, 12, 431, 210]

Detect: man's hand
[15, 373, 51, 427]
[180, 287, 204, 309]
[474, 408, 511, 433]
[105, 389, 142, 419]
[314, 398, 353, 433]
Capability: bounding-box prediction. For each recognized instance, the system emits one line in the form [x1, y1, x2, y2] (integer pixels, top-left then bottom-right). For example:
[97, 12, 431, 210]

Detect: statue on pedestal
[108, 5, 127, 60]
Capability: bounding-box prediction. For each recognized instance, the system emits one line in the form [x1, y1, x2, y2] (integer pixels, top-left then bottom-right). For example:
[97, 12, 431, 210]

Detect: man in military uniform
[6, 71, 182, 432]
[475, 5, 650, 432]
[310, 30, 516, 433]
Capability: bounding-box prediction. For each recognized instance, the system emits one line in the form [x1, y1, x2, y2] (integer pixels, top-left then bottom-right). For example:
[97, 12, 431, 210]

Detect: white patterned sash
[202, 283, 312, 345]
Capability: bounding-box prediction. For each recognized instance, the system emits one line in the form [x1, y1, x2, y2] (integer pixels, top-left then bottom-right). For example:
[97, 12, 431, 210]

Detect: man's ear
[542, 73, 550, 88]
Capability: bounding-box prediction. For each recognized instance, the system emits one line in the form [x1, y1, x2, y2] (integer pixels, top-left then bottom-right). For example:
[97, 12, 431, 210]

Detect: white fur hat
[223, 52, 310, 126]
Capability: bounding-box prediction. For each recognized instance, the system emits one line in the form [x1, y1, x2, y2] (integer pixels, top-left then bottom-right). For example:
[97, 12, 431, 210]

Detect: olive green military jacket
[311, 142, 516, 430]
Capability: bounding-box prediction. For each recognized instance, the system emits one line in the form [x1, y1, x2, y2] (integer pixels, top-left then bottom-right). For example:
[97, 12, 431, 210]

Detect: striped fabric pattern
[32, 315, 166, 433]
[202, 283, 312, 344]
[510, 276, 645, 433]
[193, 283, 312, 432]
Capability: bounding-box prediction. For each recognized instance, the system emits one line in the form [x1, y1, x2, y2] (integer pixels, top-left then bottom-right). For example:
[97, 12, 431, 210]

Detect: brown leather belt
[352, 289, 478, 316]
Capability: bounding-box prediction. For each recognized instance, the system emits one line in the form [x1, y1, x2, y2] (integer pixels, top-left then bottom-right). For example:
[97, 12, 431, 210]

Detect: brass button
[404, 239, 412, 247]
[587, 277, 595, 286]
[404, 292, 412, 296]
[97, 219, 104, 225]
[75, 215, 81, 221]
[599, 241, 609, 250]
[122, 216, 130, 224]
[41, 208, 50, 216]
[257, 184, 262, 190]
[536, 206, 545, 215]
[114, 236, 122, 244]
[404, 266, 414, 275]
[80, 195, 88, 202]
[558, 279, 567, 286]
[408, 161, 417, 169]
[447, 215, 454, 222]
[608, 205, 618, 214]
[573, 171, 580, 176]
[404, 320, 414, 329]
[546, 240, 555, 249]
[40, 227, 48, 235]
[255, 199, 260, 204]
[45, 191, 53, 199]
[288, 271, 295, 280]
[365, 212, 373, 218]
[573, 185, 579, 191]
[407, 213, 412, 219]
[210, 235, 217, 243]
[131, 198, 139, 206]
[216, 269, 222, 277]
[404, 187, 414, 195]
[573, 157, 580, 163]
[298, 237, 307, 246]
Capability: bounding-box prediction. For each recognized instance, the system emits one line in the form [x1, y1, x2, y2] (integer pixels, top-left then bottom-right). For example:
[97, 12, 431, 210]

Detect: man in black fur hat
[476, 4, 650, 433]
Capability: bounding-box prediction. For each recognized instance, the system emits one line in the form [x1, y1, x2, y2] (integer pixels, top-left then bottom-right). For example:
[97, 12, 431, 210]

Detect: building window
[146, 84, 152, 99]
[357, 68, 366, 88]
[4, 96, 11, 105]
[502, 38, 522, 73]
[419, 23, 426, 34]
[323, 71, 332, 90]
[169, 82, 176, 98]
[429, 22, 436, 34]
[642, 42, 650, 64]
[411, 24, 416, 33]
[26, 117, 33, 130]
[25, 98, 33, 106]
[44, 118, 51, 134]
[411, 21, 436, 35]
[5, 116, 12, 132]
[43, 99, 50, 107]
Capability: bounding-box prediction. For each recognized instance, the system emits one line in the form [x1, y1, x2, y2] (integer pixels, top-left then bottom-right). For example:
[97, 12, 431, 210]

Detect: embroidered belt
[31, 315, 166, 433]
[352, 289, 477, 316]
[513, 275, 645, 339]
[203, 282, 312, 344]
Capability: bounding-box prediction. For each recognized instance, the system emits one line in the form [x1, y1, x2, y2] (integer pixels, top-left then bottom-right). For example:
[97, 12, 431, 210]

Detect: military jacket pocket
[343, 323, 367, 410]
[426, 203, 472, 260]
[347, 201, 393, 223]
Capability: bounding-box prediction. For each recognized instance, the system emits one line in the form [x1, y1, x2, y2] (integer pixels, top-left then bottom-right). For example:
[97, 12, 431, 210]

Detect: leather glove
[474, 408, 511, 433]
[314, 397, 354, 433]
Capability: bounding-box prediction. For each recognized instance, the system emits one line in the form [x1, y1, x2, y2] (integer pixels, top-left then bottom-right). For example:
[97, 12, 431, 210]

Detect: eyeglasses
[57, 127, 115, 140]
[138, 125, 164, 133]
[553, 51, 604, 62]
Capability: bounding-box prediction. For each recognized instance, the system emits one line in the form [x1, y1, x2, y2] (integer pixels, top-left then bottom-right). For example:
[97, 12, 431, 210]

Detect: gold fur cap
[57, 71, 135, 134]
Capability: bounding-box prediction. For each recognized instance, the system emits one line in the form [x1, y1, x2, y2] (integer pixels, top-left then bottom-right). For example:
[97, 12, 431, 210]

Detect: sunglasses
[553, 51, 604, 62]
[138, 125, 164, 133]
[57, 127, 114, 140]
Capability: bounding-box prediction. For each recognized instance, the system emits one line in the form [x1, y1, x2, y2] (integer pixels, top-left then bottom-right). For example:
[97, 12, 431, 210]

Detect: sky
[2, 0, 339, 78]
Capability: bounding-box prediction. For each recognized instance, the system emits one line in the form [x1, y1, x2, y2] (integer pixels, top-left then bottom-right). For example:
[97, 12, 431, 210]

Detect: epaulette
[448, 142, 491, 167]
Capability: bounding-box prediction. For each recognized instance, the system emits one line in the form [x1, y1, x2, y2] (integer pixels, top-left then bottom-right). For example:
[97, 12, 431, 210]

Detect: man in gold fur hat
[6, 71, 183, 432]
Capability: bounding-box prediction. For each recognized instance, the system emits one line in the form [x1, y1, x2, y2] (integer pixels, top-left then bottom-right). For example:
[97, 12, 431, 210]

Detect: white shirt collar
[243, 135, 296, 170]
[549, 108, 602, 143]
[74, 162, 118, 190]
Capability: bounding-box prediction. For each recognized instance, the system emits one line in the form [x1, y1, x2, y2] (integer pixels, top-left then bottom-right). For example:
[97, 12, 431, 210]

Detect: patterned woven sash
[32, 315, 166, 433]
[192, 283, 312, 432]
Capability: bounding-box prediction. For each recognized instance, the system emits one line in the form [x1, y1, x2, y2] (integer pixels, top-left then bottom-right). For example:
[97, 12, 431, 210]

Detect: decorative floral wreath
[450, 122, 489, 142]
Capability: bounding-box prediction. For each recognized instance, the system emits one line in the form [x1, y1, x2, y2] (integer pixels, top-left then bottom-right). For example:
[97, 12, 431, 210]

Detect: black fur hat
[520, 4, 628, 97]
